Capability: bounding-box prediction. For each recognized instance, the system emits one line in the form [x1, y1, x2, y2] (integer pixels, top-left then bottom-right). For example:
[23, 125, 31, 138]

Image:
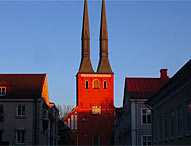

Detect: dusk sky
[0, 0, 191, 107]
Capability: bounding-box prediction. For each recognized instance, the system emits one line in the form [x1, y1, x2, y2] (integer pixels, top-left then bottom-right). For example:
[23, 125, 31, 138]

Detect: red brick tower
[64, 0, 115, 145]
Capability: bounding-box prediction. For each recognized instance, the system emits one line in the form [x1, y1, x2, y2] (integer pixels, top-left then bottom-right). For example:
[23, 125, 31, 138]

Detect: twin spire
[78, 0, 113, 74]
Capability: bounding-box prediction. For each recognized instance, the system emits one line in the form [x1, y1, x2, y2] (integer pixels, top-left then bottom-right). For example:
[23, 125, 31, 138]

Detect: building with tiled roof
[115, 69, 169, 145]
[0, 74, 59, 145]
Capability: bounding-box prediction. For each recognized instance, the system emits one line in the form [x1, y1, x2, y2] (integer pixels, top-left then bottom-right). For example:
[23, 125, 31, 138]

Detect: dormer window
[85, 81, 89, 89]
[93, 79, 100, 89]
[103, 81, 107, 89]
[0, 87, 6, 96]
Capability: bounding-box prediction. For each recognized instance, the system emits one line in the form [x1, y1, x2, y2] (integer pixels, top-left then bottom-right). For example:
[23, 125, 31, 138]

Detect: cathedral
[63, 0, 115, 145]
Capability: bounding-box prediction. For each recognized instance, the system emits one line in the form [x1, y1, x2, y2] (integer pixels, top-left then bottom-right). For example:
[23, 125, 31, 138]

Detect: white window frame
[16, 129, 26, 144]
[0, 87, 6, 96]
[141, 135, 152, 146]
[17, 105, 26, 117]
[141, 108, 152, 125]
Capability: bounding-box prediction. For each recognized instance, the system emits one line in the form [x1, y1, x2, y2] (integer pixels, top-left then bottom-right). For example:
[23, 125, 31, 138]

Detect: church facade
[63, 0, 115, 145]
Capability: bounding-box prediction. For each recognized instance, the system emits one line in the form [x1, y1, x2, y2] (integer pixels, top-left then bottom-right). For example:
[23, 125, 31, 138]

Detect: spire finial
[97, 0, 113, 74]
[79, 0, 94, 73]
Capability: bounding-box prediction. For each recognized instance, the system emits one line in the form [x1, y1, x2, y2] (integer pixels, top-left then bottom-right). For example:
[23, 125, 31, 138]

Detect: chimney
[160, 69, 168, 80]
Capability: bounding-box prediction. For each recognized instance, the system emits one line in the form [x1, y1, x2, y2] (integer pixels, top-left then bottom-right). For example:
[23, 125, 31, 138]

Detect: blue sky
[0, 0, 191, 107]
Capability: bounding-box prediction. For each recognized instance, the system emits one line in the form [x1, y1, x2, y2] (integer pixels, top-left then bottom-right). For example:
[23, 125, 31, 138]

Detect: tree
[57, 104, 74, 120]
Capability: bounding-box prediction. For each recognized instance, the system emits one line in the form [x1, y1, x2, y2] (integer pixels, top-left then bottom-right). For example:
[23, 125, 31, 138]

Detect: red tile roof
[0, 74, 46, 98]
[126, 77, 169, 99]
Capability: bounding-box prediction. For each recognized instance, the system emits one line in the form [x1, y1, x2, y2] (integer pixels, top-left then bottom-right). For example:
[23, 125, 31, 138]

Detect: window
[0, 130, 3, 141]
[170, 111, 175, 138]
[103, 81, 107, 89]
[159, 115, 163, 140]
[71, 115, 74, 130]
[186, 100, 191, 135]
[0, 87, 6, 96]
[141, 109, 151, 124]
[42, 109, 48, 120]
[0, 105, 3, 121]
[17, 105, 26, 117]
[85, 81, 89, 89]
[68, 118, 70, 128]
[154, 118, 157, 142]
[93, 135, 99, 145]
[16, 130, 25, 144]
[74, 112, 78, 130]
[141, 135, 152, 146]
[177, 106, 183, 137]
[93, 79, 100, 89]
[164, 113, 168, 140]
[92, 106, 101, 115]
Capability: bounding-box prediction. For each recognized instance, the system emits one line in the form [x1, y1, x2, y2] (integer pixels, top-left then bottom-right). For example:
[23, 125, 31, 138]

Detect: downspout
[136, 99, 138, 145]
[145, 104, 153, 144]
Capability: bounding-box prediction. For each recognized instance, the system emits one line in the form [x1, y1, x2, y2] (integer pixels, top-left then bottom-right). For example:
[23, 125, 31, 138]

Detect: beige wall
[135, 101, 152, 145]
[115, 99, 152, 145]
[0, 100, 34, 145]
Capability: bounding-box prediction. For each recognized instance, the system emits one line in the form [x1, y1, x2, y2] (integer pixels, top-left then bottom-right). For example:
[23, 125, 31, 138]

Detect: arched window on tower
[93, 79, 100, 89]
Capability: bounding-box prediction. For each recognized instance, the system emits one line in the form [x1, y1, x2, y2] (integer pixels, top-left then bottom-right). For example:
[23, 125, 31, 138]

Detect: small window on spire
[103, 81, 107, 89]
[93, 79, 100, 89]
[85, 81, 89, 89]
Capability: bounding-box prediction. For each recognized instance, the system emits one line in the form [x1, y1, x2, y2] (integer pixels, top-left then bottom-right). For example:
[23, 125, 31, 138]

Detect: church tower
[64, 0, 115, 145]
